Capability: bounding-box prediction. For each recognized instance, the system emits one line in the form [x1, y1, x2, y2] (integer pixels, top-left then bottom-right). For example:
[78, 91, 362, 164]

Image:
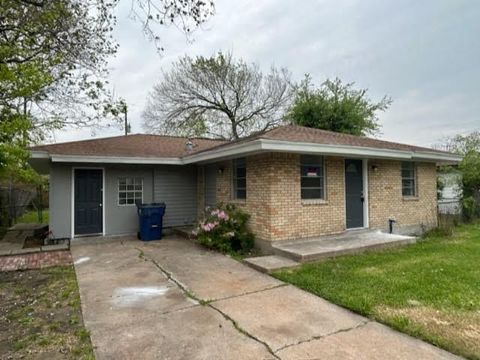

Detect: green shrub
[194, 204, 255, 255]
[462, 196, 479, 222]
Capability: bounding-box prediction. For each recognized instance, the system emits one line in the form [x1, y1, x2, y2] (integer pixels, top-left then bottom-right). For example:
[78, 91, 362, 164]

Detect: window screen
[301, 155, 325, 199]
[233, 158, 246, 199]
[401, 162, 416, 197]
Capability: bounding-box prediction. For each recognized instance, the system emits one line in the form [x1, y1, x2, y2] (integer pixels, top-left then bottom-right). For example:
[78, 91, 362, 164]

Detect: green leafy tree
[441, 131, 480, 219]
[287, 75, 392, 136]
[0, 0, 215, 180]
[142, 52, 293, 139]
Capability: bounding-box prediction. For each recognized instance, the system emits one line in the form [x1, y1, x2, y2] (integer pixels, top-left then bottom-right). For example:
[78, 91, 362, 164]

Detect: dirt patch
[0, 267, 94, 359]
[376, 304, 480, 359]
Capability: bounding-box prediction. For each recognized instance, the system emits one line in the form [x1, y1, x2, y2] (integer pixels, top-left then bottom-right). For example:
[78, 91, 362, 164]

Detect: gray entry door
[345, 159, 364, 229]
[74, 169, 103, 235]
[205, 165, 217, 208]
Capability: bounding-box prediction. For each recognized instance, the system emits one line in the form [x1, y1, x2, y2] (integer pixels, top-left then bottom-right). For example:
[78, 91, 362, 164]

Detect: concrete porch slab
[272, 230, 417, 262]
[243, 255, 300, 273]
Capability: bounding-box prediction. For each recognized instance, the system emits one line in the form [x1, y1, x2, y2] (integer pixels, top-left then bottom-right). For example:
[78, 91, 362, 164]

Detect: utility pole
[121, 100, 129, 136]
[124, 107, 128, 136]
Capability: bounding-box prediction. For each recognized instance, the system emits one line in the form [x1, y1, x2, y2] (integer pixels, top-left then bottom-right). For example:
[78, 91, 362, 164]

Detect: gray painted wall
[104, 165, 154, 235]
[153, 165, 197, 227]
[49, 163, 72, 238]
[48, 162, 197, 239]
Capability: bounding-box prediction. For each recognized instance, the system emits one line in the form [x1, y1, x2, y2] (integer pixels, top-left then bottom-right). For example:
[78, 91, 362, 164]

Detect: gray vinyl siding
[205, 164, 217, 208]
[48, 163, 197, 239]
[153, 165, 197, 227]
[49, 163, 72, 239]
[104, 165, 154, 235]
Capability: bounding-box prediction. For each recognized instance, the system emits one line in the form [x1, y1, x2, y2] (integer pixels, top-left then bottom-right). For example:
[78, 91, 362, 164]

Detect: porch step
[272, 231, 417, 263]
[243, 255, 300, 273]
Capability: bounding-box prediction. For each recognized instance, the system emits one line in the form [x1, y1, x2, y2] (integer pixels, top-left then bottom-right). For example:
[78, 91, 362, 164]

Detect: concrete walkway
[71, 236, 460, 360]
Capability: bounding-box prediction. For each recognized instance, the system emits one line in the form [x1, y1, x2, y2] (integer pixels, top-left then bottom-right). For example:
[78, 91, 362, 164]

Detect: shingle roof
[31, 134, 226, 158]
[191, 125, 451, 156]
[31, 125, 452, 160]
[260, 125, 447, 153]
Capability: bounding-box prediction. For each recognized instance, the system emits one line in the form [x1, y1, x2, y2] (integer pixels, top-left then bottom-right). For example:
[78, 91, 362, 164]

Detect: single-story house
[29, 125, 461, 250]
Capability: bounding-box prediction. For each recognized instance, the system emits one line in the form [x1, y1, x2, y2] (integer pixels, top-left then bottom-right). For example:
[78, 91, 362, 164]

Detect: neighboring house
[29, 125, 461, 250]
[438, 168, 462, 215]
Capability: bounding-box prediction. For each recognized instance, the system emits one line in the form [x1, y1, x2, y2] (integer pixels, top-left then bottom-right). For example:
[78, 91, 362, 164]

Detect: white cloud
[52, 0, 480, 147]
[379, 90, 480, 146]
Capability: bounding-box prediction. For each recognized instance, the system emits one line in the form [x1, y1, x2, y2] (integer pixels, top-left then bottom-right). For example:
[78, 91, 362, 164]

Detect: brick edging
[0, 243, 70, 257]
[0, 250, 73, 272]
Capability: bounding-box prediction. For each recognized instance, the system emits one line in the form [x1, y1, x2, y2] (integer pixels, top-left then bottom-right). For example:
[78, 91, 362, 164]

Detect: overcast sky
[52, 0, 479, 147]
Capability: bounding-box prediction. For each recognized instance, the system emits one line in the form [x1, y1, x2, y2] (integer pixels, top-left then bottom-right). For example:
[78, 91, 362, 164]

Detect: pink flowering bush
[195, 204, 254, 254]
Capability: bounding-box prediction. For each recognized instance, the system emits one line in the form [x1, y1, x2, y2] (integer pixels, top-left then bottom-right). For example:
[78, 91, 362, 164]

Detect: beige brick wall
[196, 153, 438, 243]
[368, 160, 438, 233]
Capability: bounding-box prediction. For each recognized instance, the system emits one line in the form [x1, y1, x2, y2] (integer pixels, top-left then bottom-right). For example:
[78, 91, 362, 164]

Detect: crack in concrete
[134, 247, 200, 303]
[209, 302, 281, 360]
[135, 247, 281, 360]
[209, 283, 289, 304]
[274, 319, 371, 353]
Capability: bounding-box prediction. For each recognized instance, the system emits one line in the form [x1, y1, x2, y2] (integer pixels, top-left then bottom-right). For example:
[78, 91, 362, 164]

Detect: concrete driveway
[71, 236, 460, 360]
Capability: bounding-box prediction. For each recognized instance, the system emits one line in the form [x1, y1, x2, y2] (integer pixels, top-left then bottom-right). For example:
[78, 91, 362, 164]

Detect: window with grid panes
[118, 177, 143, 205]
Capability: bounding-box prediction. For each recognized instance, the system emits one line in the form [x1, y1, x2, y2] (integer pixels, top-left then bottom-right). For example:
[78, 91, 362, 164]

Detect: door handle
[99, 204, 102, 207]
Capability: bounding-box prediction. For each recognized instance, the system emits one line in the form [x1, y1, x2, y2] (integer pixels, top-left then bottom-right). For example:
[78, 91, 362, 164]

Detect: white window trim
[300, 155, 326, 200]
[117, 177, 144, 206]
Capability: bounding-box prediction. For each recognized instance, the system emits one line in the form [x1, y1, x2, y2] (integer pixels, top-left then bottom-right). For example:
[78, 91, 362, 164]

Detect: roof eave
[50, 154, 184, 165]
[184, 139, 462, 163]
[29, 139, 462, 167]
[411, 151, 463, 164]
[29, 151, 184, 165]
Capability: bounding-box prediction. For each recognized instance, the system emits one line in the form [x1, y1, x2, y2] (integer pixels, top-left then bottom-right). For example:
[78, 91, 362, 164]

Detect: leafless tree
[142, 52, 293, 139]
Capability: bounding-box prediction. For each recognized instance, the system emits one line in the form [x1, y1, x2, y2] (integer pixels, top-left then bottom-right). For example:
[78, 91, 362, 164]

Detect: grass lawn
[15, 209, 49, 224]
[273, 223, 480, 360]
[0, 266, 94, 359]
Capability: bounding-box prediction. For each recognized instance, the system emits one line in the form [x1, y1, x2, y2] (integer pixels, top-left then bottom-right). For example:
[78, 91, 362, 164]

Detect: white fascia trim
[33, 140, 462, 166]
[50, 154, 183, 165]
[183, 140, 263, 164]
[185, 139, 416, 162]
[30, 150, 49, 159]
[411, 152, 463, 163]
[263, 140, 462, 163]
[259, 139, 414, 159]
[185, 138, 462, 163]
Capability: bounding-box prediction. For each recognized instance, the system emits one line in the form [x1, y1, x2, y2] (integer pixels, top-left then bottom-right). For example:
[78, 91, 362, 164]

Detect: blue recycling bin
[137, 203, 166, 241]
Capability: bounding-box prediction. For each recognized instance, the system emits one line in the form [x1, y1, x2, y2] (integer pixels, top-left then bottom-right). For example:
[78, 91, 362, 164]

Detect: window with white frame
[401, 162, 417, 197]
[118, 177, 143, 205]
[233, 158, 246, 200]
[301, 155, 325, 200]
